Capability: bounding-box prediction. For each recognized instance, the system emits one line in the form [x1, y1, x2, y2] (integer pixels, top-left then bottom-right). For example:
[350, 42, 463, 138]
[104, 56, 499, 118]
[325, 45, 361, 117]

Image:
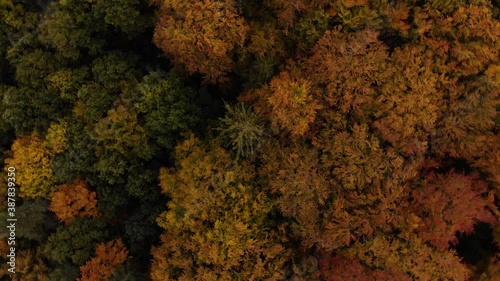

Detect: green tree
[43, 217, 108, 266]
[0, 199, 55, 242]
[135, 71, 200, 150]
[217, 102, 265, 159]
[38, 0, 106, 59]
[92, 0, 151, 35]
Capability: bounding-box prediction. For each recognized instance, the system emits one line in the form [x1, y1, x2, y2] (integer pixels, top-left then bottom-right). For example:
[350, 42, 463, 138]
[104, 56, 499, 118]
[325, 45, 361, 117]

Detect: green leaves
[43, 217, 108, 266]
[217, 102, 265, 159]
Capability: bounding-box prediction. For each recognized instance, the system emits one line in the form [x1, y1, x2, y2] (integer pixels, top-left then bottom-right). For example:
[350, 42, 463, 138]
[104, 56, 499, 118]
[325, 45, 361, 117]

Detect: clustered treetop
[0, 0, 499, 280]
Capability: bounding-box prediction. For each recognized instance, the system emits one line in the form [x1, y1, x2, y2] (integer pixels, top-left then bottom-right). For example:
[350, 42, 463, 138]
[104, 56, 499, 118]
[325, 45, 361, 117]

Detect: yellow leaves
[91, 103, 153, 159]
[153, 136, 289, 280]
[2, 121, 67, 200]
[5, 139, 49, 199]
[0, 248, 49, 281]
[0, 0, 37, 30]
[45, 121, 67, 154]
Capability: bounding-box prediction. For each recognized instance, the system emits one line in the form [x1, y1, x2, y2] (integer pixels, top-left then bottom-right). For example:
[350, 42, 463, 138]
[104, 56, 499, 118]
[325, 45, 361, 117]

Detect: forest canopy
[1, 0, 499, 280]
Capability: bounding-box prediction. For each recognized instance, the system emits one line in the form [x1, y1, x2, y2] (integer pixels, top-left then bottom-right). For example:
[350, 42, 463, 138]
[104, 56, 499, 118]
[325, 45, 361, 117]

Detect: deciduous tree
[78, 238, 130, 281]
[4, 122, 67, 199]
[151, 135, 289, 280]
[411, 171, 496, 249]
[49, 178, 98, 225]
[43, 217, 108, 266]
[152, 0, 249, 83]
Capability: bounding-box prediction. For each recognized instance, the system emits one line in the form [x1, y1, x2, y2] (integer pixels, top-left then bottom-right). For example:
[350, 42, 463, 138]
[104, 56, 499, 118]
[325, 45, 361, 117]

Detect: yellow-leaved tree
[4, 122, 66, 199]
[151, 135, 290, 280]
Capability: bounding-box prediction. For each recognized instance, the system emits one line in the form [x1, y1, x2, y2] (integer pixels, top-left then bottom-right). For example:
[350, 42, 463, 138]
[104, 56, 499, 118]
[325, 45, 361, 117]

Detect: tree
[0, 0, 38, 83]
[46, 66, 90, 102]
[259, 124, 416, 251]
[257, 71, 321, 136]
[92, 0, 151, 35]
[78, 238, 130, 281]
[49, 178, 98, 225]
[90, 51, 140, 92]
[373, 43, 441, 156]
[135, 71, 201, 150]
[314, 254, 411, 281]
[411, 171, 496, 249]
[0, 248, 49, 281]
[92, 103, 153, 161]
[342, 235, 471, 280]
[0, 199, 55, 242]
[291, 9, 330, 52]
[217, 102, 265, 159]
[152, 0, 249, 83]
[151, 135, 290, 280]
[51, 119, 96, 183]
[242, 28, 392, 137]
[38, 0, 107, 59]
[43, 217, 108, 266]
[303, 28, 391, 122]
[2, 48, 70, 134]
[3, 122, 66, 199]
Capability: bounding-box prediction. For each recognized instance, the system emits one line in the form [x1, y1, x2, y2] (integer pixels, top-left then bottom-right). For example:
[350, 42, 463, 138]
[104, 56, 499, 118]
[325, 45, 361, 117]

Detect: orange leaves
[152, 0, 248, 83]
[49, 178, 98, 225]
[411, 171, 496, 249]
[385, 3, 411, 34]
[260, 141, 335, 248]
[343, 235, 471, 281]
[315, 254, 410, 281]
[265, 71, 322, 136]
[374, 44, 440, 156]
[305, 28, 390, 116]
[78, 239, 129, 281]
[415, 3, 499, 76]
[245, 28, 391, 137]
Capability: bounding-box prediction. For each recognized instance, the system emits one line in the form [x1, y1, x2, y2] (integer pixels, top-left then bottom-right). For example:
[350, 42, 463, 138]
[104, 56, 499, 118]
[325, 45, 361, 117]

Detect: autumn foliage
[3, 122, 66, 199]
[411, 172, 495, 249]
[49, 178, 98, 225]
[1, 0, 499, 280]
[152, 0, 248, 83]
[78, 239, 129, 281]
[151, 135, 289, 280]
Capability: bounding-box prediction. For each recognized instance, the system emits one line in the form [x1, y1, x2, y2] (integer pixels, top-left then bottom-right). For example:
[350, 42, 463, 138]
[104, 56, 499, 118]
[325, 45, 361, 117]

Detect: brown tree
[152, 0, 249, 83]
[78, 239, 129, 281]
[49, 178, 98, 225]
[411, 171, 496, 249]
